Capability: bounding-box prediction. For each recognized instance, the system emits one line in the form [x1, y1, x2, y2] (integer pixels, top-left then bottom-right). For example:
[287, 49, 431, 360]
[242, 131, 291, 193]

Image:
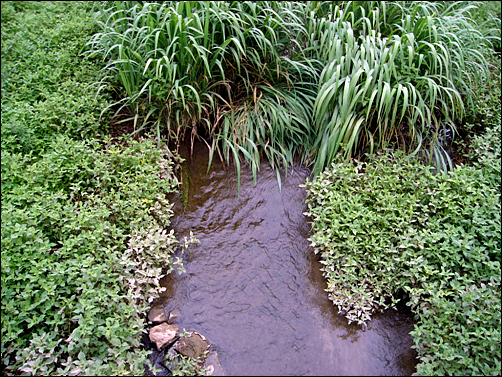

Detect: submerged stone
[205, 350, 225, 376]
[173, 331, 210, 359]
[148, 304, 167, 324]
[149, 323, 179, 350]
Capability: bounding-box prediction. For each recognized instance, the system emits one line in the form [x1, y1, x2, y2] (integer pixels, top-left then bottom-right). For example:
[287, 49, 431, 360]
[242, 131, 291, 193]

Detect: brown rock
[205, 350, 225, 376]
[149, 323, 179, 350]
[167, 309, 179, 324]
[148, 304, 167, 324]
[174, 331, 210, 359]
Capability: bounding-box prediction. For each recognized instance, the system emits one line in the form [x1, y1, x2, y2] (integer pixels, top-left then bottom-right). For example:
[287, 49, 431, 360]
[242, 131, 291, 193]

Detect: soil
[105, 104, 140, 141]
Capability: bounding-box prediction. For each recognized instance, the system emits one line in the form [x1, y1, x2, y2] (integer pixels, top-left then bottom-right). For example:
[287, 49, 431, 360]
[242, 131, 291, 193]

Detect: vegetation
[300, 2, 501, 375]
[1, 0, 500, 376]
[1, 2, 198, 375]
[1, 137, 196, 375]
[85, 1, 498, 184]
[303, 133, 500, 375]
[302, 40, 501, 377]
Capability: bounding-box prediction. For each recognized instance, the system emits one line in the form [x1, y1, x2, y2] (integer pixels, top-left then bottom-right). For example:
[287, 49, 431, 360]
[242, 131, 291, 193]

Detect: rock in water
[149, 323, 179, 350]
[174, 331, 210, 359]
[205, 350, 225, 376]
[167, 309, 179, 324]
[148, 304, 167, 324]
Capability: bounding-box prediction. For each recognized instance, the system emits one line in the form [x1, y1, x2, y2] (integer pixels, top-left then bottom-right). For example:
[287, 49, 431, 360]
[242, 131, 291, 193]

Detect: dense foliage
[86, 1, 498, 184]
[1, 137, 195, 375]
[303, 67, 501, 375]
[2, 1, 500, 376]
[1, 2, 197, 375]
[1, 1, 109, 155]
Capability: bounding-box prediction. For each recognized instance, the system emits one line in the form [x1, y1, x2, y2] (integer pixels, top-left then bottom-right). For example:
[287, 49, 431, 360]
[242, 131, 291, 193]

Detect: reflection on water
[160, 140, 418, 376]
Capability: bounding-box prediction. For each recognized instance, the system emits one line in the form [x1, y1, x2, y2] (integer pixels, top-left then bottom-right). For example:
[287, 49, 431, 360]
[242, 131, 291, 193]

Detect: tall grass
[86, 1, 310, 187]
[86, 1, 499, 183]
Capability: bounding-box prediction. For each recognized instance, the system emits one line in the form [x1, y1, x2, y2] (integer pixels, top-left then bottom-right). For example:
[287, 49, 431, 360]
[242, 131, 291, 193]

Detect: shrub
[303, 152, 437, 323]
[1, 137, 197, 375]
[303, 135, 501, 374]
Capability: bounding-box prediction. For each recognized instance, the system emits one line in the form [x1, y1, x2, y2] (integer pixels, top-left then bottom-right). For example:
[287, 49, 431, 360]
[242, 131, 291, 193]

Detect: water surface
[160, 141, 418, 376]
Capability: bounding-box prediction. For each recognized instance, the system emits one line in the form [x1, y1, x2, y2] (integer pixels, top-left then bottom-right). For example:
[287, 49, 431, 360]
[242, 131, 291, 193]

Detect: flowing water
[159, 140, 418, 376]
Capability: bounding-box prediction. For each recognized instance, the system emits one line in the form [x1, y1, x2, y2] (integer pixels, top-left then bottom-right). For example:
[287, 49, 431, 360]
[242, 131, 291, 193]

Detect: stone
[148, 304, 167, 324]
[173, 331, 211, 359]
[166, 345, 178, 358]
[204, 350, 225, 376]
[167, 309, 179, 324]
[149, 323, 179, 350]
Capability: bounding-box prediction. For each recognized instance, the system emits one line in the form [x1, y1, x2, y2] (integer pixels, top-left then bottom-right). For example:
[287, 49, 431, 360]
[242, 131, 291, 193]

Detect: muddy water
[160, 141, 418, 376]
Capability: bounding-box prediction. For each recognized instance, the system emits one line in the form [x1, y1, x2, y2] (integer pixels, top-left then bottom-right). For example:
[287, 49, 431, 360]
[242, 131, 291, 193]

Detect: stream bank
[152, 139, 418, 375]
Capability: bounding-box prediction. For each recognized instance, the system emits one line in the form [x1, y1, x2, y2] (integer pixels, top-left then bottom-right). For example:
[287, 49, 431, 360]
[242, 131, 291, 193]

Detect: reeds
[86, 1, 499, 184]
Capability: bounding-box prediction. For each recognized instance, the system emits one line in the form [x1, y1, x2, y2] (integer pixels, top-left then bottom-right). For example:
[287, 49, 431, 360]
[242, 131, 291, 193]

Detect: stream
[158, 140, 418, 376]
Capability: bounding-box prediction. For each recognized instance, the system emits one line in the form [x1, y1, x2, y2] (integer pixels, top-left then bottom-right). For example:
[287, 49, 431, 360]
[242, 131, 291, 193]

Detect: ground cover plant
[1, 1, 110, 155]
[1, 137, 196, 375]
[302, 64, 501, 375]
[1, 2, 200, 375]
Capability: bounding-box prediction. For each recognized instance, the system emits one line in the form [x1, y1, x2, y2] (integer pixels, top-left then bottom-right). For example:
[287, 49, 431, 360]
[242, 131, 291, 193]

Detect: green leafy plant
[302, 61, 501, 373]
[86, 1, 499, 185]
[165, 353, 209, 377]
[1, 1, 111, 156]
[303, 117, 501, 374]
[303, 0, 497, 175]
[1, 137, 197, 376]
[2, 3, 199, 374]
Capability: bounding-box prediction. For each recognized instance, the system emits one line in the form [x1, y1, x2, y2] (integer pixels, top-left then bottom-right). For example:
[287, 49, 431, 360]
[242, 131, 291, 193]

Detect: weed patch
[1, 137, 197, 375]
[303, 121, 501, 374]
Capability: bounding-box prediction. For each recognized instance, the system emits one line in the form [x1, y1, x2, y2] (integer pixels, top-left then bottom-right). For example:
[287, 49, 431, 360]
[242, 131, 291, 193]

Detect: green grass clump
[469, 0, 501, 52]
[85, 0, 311, 188]
[85, 1, 499, 184]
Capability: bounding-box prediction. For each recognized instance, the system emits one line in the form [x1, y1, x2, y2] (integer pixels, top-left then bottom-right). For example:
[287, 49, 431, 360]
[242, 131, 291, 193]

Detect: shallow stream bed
[159, 141, 418, 376]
